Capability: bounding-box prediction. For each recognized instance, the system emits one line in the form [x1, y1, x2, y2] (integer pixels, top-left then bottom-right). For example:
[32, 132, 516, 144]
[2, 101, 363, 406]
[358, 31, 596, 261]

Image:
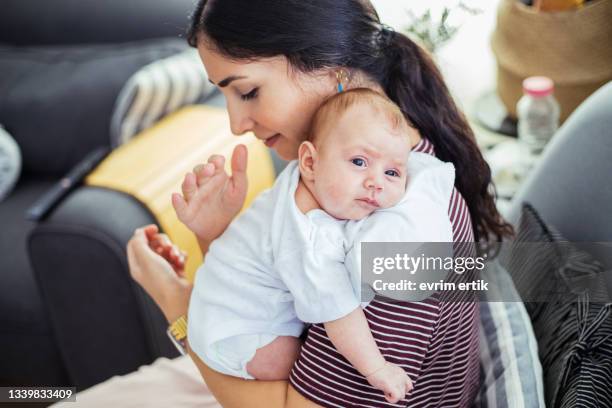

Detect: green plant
[403, 2, 482, 53]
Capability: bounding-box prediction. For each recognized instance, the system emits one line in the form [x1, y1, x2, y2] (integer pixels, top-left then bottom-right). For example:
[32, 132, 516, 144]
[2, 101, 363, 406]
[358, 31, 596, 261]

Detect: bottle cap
[522, 76, 554, 97]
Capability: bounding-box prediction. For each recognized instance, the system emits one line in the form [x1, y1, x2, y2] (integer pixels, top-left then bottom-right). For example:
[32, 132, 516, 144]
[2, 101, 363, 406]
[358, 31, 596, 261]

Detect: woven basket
[491, 0, 612, 122]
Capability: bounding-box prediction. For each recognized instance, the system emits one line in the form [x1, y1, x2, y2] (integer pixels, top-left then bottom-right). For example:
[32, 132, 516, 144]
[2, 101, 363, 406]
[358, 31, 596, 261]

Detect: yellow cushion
[86, 106, 275, 282]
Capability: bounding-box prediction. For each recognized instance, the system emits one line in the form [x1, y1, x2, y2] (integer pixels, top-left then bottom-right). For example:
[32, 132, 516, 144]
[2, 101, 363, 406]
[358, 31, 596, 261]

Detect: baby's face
[311, 105, 411, 220]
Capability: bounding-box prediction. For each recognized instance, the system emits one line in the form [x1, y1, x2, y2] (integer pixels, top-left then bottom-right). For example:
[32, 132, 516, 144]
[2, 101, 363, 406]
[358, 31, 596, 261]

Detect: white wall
[370, 0, 501, 112]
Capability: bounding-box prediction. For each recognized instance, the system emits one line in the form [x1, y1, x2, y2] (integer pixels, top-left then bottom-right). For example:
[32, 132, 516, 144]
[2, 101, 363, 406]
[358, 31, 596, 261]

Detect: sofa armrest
[28, 186, 179, 390]
[27, 105, 276, 390]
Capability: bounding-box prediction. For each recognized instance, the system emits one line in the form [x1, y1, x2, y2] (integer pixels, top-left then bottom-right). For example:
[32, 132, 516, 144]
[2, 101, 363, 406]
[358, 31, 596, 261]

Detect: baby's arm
[276, 246, 412, 401]
[324, 308, 412, 403]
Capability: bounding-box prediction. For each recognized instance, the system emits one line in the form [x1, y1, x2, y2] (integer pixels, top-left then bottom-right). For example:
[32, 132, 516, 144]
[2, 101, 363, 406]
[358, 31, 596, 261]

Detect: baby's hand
[145, 226, 188, 277]
[366, 362, 413, 404]
[172, 145, 248, 243]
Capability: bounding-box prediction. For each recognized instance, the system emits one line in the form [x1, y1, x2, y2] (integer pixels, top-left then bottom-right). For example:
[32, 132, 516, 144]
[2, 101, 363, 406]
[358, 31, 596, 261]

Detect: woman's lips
[264, 133, 281, 147]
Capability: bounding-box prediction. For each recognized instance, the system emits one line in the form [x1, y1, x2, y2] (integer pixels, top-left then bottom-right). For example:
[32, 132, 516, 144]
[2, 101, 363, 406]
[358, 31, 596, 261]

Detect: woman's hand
[149, 231, 188, 277]
[127, 225, 193, 323]
[172, 144, 248, 244]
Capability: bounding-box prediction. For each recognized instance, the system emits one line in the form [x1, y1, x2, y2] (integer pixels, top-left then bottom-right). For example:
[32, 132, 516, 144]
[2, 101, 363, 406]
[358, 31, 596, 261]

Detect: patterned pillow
[499, 204, 612, 408]
[0, 124, 21, 202]
[110, 48, 216, 147]
[475, 258, 546, 408]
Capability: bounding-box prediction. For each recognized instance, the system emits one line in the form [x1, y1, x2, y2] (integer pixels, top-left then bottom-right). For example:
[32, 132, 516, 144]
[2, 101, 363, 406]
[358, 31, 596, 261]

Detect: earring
[336, 69, 349, 93]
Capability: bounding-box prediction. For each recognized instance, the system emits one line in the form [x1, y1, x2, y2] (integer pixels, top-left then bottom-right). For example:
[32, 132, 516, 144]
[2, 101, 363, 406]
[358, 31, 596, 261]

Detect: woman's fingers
[143, 224, 159, 240]
[132, 227, 149, 245]
[127, 227, 154, 281]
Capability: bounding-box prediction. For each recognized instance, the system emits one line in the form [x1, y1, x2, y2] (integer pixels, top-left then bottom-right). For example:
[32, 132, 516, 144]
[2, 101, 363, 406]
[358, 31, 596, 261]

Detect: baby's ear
[298, 141, 317, 182]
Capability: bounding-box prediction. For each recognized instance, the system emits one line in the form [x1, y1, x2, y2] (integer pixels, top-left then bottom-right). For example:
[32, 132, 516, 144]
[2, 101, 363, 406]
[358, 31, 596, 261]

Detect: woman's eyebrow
[208, 75, 247, 88]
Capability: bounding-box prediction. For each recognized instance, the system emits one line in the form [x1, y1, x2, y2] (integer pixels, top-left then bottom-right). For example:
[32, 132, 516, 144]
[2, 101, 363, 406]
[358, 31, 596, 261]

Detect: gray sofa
[0, 0, 200, 389]
[494, 81, 612, 406]
[505, 82, 612, 282]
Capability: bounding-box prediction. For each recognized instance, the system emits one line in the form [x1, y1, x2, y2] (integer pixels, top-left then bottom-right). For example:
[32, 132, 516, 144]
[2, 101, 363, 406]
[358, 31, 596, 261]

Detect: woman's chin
[273, 143, 298, 161]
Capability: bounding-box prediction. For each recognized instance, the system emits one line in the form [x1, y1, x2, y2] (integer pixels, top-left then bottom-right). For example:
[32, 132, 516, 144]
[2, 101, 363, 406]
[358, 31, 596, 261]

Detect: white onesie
[187, 152, 455, 379]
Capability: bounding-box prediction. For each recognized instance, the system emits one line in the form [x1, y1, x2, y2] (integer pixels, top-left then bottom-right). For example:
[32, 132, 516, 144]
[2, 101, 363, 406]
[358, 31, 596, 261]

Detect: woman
[126, 0, 513, 407]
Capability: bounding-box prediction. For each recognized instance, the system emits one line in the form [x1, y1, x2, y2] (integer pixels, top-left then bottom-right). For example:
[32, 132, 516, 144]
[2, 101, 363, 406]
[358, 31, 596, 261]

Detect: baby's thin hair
[308, 88, 410, 145]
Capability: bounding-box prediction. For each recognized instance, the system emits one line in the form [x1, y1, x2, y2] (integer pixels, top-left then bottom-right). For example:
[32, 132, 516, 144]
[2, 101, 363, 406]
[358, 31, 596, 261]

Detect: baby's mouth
[357, 197, 380, 208]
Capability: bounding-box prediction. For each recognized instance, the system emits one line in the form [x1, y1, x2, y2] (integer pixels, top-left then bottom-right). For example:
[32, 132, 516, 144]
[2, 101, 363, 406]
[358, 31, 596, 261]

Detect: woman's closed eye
[240, 88, 259, 101]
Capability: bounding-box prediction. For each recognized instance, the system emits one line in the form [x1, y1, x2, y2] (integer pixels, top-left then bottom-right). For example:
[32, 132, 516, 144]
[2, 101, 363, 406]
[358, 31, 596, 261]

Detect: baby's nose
[365, 175, 383, 191]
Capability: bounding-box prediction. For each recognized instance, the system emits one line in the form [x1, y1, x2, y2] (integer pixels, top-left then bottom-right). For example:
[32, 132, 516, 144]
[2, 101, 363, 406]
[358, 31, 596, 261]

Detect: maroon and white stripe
[290, 138, 480, 407]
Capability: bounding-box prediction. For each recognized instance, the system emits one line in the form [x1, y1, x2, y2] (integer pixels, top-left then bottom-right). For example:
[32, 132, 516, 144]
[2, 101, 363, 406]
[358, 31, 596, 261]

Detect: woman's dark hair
[187, 0, 514, 246]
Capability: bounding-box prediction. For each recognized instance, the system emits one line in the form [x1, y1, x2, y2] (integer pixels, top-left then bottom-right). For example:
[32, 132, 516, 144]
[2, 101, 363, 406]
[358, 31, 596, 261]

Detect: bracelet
[166, 315, 188, 356]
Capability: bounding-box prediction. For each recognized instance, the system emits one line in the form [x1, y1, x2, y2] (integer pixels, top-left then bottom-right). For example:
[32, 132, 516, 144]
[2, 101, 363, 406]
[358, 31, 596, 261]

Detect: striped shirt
[290, 138, 480, 407]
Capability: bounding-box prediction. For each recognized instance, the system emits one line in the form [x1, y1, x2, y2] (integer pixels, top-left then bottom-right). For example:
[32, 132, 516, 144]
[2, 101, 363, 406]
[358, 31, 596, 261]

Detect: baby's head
[298, 88, 414, 220]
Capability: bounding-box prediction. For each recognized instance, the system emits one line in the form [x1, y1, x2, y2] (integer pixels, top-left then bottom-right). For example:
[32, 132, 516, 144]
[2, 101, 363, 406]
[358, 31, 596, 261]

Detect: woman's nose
[227, 101, 255, 136]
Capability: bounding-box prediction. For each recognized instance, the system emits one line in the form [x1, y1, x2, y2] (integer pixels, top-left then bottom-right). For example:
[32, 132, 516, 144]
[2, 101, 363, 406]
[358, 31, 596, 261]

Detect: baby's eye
[240, 88, 259, 101]
[351, 158, 366, 167]
[385, 169, 400, 177]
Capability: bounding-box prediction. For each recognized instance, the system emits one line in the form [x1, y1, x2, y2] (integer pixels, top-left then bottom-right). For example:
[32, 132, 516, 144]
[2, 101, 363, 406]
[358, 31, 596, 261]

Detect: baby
[156, 88, 455, 403]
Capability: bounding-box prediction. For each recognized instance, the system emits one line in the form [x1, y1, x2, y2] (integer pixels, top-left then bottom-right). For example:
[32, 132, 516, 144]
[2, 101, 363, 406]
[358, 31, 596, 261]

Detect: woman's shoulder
[411, 137, 474, 241]
[411, 137, 436, 155]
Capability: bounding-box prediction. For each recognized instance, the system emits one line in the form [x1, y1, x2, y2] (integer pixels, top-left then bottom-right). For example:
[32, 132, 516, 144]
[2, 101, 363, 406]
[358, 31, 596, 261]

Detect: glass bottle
[517, 76, 561, 156]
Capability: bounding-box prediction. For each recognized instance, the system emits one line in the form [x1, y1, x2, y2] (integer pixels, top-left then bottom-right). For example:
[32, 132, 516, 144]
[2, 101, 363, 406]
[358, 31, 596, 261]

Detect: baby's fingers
[207, 154, 225, 171]
[190, 167, 228, 207]
[172, 193, 189, 222]
[384, 387, 402, 404]
[181, 173, 198, 202]
[193, 162, 215, 186]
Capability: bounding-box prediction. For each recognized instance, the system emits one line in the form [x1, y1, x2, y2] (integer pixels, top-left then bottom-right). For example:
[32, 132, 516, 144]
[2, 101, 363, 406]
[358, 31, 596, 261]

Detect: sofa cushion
[0, 0, 196, 46]
[0, 124, 21, 201]
[475, 259, 546, 408]
[501, 204, 612, 407]
[0, 38, 188, 177]
[110, 48, 216, 147]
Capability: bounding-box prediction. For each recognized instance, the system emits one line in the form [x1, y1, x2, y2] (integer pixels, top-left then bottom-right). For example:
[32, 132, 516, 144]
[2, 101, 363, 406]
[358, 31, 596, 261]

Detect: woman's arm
[187, 343, 320, 408]
[186, 341, 291, 408]
[128, 225, 320, 408]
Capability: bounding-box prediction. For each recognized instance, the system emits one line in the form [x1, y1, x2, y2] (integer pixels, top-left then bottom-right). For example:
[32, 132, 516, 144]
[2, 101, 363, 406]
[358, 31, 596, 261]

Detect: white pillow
[0, 125, 21, 202]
